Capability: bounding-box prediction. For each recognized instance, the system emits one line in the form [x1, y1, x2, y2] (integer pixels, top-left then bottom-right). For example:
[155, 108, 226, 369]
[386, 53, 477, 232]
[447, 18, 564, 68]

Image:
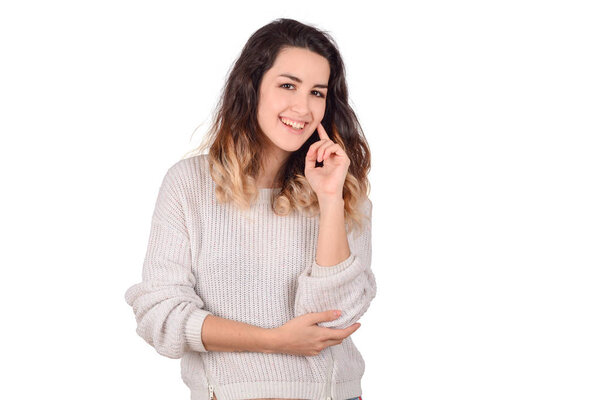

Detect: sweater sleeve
[293, 198, 376, 329]
[124, 164, 213, 359]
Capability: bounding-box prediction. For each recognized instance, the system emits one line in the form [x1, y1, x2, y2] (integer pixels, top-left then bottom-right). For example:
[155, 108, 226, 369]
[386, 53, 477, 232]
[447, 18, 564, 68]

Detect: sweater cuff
[184, 308, 212, 352]
[310, 253, 356, 277]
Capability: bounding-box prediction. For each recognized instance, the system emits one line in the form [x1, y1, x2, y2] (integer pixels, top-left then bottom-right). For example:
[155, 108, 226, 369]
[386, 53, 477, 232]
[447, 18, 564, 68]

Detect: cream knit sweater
[124, 154, 376, 400]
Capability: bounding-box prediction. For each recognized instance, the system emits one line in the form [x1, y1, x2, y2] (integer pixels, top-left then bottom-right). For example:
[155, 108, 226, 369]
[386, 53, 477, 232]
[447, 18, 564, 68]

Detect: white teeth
[280, 117, 305, 130]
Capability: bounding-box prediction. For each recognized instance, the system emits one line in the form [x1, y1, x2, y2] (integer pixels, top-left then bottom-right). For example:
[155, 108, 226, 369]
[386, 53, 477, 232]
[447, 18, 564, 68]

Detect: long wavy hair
[183, 18, 371, 233]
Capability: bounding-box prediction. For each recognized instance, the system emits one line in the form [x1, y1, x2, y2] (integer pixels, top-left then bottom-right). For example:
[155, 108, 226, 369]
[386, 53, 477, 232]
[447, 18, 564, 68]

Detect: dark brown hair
[184, 18, 371, 232]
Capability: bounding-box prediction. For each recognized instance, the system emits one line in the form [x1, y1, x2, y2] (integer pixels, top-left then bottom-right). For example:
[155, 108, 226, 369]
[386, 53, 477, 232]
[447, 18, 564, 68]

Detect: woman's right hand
[268, 310, 361, 356]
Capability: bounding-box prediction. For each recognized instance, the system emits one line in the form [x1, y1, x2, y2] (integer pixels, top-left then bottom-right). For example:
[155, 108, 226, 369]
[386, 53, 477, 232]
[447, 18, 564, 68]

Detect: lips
[279, 116, 306, 134]
[279, 116, 308, 126]
[280, 116, 307, 123]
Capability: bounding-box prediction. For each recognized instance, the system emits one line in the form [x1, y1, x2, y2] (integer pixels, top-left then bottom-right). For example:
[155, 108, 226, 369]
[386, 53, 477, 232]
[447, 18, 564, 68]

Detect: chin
[277, 143, 303, 153]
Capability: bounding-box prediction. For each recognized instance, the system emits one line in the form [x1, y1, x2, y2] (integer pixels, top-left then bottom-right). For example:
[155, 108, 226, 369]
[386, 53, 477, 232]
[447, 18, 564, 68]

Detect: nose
[290, 91, 310, 116]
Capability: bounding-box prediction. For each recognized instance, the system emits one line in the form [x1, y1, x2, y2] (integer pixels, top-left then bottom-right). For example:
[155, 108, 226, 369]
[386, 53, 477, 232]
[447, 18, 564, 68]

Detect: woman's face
[257, 46, 330, 160]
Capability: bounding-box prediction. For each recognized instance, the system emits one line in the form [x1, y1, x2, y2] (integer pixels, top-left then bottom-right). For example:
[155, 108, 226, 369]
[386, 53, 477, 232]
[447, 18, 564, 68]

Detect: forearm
[201, 314, 277, 353]
[294, 196, 375, 329]
[315, 197, 350, 267]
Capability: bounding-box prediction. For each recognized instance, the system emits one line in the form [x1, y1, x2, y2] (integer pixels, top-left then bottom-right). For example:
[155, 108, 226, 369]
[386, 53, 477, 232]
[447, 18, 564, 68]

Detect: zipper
[199, 355, 218, 400]
[325, 346, 334, 400]
[201, 350, 335, 400]
[206, 371, 218, 399]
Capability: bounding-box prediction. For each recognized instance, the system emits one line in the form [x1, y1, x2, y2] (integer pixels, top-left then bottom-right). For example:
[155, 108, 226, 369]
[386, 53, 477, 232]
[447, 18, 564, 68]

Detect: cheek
[270, 96, 288, 115]
[312, 103, 326, 123]
[314, 98, 326, 114]
[258, 105, 278, 127]
[258, 91, 278, 116]
[318, 105, 326, 119]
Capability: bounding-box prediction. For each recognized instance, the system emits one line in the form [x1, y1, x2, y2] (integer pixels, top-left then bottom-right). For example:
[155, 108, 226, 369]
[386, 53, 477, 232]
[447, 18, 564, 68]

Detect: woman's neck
[257, 151, 288, 188]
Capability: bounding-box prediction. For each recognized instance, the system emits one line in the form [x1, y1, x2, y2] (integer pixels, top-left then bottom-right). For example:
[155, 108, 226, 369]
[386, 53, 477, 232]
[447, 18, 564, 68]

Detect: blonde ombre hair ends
[182, 18, 372, 234]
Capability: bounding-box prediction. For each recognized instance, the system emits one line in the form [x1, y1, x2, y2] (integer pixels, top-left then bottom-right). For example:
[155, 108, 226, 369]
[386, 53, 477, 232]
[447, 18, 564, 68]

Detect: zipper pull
[208, 384, 214, 400]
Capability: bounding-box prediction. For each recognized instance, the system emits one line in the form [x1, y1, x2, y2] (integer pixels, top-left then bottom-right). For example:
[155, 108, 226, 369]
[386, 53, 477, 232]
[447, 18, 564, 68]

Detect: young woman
[125, 18, 374, 400]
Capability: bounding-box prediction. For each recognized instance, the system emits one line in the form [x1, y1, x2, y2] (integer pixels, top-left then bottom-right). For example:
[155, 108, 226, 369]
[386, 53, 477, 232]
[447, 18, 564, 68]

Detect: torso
[214, 396, 304, 400]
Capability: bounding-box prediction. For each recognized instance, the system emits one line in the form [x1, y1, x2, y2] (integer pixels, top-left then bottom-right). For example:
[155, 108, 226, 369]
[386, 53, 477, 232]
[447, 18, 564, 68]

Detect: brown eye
[280, 83, 325, 98]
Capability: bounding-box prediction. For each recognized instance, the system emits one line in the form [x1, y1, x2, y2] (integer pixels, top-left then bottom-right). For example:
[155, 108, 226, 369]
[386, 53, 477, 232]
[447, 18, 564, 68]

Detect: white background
[1, 0, 599, 399]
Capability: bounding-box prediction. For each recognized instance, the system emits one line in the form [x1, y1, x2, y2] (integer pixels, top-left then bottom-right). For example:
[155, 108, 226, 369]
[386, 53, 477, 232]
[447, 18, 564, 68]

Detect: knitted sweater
[124, 154, 376, 400]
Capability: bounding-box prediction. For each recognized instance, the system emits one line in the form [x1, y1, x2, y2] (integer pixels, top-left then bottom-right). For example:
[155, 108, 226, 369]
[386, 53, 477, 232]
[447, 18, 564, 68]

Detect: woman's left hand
[305, 123, 350, 201]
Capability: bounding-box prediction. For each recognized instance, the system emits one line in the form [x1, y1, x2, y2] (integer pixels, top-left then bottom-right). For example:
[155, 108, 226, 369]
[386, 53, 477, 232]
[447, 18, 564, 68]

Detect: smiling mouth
[279, 116, 307, 131]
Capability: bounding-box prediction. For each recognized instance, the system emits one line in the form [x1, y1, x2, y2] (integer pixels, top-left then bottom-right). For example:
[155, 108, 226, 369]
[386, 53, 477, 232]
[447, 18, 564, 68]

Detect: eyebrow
[278, 74, 328, 89]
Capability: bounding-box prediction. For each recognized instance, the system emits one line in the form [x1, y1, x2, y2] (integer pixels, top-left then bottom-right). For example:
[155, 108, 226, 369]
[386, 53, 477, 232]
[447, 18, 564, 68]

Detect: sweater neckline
[257, 187, 281, 204]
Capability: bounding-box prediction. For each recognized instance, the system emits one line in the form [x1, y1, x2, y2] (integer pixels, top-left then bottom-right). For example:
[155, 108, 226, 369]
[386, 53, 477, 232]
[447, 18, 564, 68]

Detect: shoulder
[360, 196, 373, 218]
[162, 154, 209, 189]
[158, 154, 215, 210]
[166, 153, 208, 178]
[364, 196, 372, 212]
[354, 196, 373, 235]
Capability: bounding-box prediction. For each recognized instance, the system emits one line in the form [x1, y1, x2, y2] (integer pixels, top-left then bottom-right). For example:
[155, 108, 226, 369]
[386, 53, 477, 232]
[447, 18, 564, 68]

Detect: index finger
[317, 122, 330, 141]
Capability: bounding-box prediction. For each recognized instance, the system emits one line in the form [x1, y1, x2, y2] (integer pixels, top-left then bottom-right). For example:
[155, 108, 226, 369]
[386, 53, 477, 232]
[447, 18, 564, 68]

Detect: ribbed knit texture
[124, 154, 376, 400]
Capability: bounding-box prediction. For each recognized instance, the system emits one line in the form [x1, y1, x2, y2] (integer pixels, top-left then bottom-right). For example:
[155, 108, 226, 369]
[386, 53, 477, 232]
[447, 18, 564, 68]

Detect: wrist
[317, 195, 344, 211]
[260, 328, 282, 354]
